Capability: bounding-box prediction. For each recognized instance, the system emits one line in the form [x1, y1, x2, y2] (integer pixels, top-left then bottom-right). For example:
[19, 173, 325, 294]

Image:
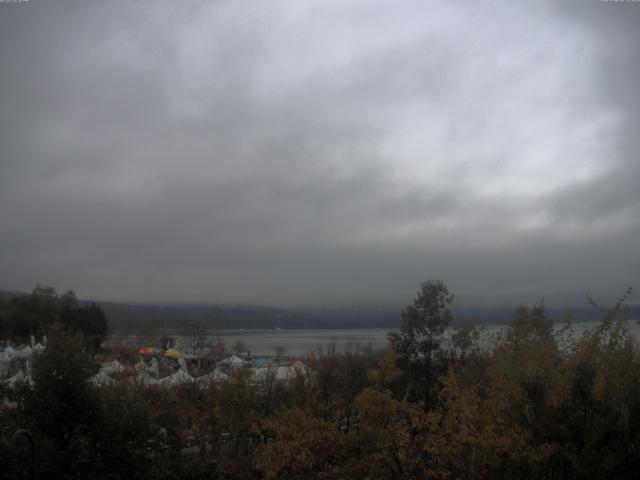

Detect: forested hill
[0, 289, 23, 302]
[1, 288, 624, 332]
[98, 302, 401, 332]
[94, 302, 610, 332]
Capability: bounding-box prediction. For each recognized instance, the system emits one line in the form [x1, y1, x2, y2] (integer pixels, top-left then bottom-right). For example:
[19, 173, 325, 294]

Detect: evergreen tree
[389, 280, 453, 409]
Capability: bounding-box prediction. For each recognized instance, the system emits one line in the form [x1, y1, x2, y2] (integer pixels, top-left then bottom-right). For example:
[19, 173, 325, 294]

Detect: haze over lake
[108, 319, 640, 356]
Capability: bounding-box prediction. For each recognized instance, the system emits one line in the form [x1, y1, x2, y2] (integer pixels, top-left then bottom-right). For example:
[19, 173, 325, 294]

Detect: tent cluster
[2, 340, 310, 396]
[251, 360, 309, 382]
[89, 353, 309, 389]
[1, 342, 45, 361]
[89, 355, 230, 388]
[0, 341, 45, 390]
[89, 359, 126, 387]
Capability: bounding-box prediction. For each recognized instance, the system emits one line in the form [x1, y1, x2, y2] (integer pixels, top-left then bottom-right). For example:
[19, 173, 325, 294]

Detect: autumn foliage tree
[4, 283, 640, 479]
[257, 408, 344, 480]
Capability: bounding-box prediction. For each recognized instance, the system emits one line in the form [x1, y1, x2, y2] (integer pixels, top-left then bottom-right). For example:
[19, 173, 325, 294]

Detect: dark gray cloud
[1, 0, 638, 309]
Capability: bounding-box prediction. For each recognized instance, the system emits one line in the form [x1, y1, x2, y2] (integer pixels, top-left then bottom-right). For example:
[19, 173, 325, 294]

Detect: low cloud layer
[1, 1, 639, 309]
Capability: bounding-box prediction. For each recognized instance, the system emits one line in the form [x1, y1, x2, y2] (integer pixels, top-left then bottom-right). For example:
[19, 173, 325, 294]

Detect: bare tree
[183, 321, 208, 355]
[232, 340, 247, 355]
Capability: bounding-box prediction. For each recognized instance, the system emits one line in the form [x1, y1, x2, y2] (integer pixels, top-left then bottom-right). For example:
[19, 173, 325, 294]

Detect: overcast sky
[1, 0, 639, 309]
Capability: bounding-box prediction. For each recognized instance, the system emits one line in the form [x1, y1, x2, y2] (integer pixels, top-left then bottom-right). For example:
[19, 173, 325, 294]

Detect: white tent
[4, 370, 24, 387]
[7, 346, 33, 359]
[221, 354, 244, 364]
[134, 359, 160, 385]
[136, 372, 158, 386]
[251, 366, 276, 383]
[134, 358, 159, 377]
[21, 346, 33, 356]
[90, 371, 116, 387]
[252, 361, 309, 383]
[196, 369, 230, 387]
[291, 360, 309, 377]
[3, 346, 19, 360]
[134, 360, 147, 375]
[177, 356, 188, 373]
[100, 359, 125, 376]
[0, 351, 9, 376]
[4, 370, 33, 388]
[276, 365, 291, 381]
[157, 369, 193, 387]
[149, 357, 159, 377]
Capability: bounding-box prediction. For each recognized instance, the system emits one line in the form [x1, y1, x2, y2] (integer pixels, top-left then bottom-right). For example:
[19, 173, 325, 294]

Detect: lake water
[206, 328, 392, 356]
[107, 319, 640, 357]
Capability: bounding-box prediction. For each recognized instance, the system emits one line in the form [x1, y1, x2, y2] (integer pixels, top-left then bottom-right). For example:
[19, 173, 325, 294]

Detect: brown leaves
[257, 408, 343, 480]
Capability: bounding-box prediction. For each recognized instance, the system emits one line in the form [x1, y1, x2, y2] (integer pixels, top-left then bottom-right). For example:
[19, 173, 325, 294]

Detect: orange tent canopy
[138, 346, 156, 356]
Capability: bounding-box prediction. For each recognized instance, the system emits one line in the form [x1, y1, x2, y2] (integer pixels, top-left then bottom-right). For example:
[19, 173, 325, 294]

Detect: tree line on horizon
[1, 281, 639, 479]
[0, 286, 107, 352]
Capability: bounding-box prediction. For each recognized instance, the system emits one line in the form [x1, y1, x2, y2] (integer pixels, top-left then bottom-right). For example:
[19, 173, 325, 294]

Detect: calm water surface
[108, 319, 640, 356]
